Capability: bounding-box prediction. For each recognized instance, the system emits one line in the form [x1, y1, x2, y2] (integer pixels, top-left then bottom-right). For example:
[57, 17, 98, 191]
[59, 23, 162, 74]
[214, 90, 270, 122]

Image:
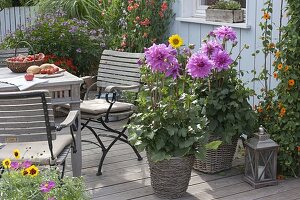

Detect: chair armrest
[56, 110, 79, 131]
[84, 82, 97, 100]
[104, 85, 140, 93]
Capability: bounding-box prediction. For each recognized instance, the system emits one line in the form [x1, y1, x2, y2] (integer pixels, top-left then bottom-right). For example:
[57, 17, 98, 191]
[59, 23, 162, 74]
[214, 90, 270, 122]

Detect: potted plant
[206, 0, 244, 23]
[128, 33, 225, 198]
[193, 26, 256, 173]
[0, 150, 90, 200]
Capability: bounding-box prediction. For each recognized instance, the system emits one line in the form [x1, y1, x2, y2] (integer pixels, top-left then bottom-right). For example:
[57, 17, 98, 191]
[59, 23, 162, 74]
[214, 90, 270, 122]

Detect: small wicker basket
[147, 152, 194, 199]
[193, 136, 238, 174]
[5, 41, 45, 73]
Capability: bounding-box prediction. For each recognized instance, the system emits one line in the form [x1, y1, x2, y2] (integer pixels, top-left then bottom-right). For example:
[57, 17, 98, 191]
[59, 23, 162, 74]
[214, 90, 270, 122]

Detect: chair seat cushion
[0, 134, 72, 165]
[62, 99, 135, 115]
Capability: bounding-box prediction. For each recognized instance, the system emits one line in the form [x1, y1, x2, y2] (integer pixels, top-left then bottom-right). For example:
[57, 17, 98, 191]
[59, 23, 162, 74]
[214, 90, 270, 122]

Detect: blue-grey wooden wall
[170, 0, 288, 105]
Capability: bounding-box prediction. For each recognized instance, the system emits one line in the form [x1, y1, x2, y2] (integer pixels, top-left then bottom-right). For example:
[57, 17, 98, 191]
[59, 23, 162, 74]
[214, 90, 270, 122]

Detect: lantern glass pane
[258, 149, 275, 181]
[245, 147, 255, 178]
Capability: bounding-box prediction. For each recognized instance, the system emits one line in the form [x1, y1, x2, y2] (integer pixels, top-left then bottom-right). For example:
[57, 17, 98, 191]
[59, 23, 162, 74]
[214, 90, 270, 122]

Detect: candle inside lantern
[258, 166, 265, 180]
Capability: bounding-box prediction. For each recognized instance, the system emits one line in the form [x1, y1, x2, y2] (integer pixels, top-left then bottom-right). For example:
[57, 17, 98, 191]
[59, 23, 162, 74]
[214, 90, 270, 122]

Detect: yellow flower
[168, 34, 183, 49]
[2, 158, 11, 169]
[273, 72, 278, 79]
[263, 12, 270, 20]
[275, 51, 281, 58]
[288, 79, 295, 87]
[21, 169, 29, 176]
[27, 165, 39, 177]
[277, 63, 283, 70]
[13, 149, 21, 159]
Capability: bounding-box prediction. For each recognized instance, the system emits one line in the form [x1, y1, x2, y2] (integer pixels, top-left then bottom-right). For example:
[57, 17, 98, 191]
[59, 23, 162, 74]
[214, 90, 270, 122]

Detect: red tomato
[47, 68, 54, 75]
[24, 73, 34, 81]
[53, 67, 59, 72]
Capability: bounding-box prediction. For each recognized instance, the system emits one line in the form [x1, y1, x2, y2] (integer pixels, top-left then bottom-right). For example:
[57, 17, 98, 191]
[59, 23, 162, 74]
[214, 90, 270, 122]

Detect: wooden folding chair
[0, 90, 79, 178]
[61, 50, 144, 175]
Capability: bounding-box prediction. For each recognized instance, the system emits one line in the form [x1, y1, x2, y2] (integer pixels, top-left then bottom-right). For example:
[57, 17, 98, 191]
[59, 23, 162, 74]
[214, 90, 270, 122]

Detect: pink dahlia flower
[187, 52, 213, 78]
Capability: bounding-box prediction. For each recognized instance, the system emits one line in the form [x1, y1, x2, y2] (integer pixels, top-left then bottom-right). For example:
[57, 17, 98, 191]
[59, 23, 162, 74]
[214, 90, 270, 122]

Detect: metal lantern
[244, 125, 279, 188]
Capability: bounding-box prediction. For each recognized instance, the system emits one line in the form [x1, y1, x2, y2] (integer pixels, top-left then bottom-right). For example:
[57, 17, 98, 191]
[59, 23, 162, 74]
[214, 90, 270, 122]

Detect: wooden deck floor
[64, 120, 300, 200]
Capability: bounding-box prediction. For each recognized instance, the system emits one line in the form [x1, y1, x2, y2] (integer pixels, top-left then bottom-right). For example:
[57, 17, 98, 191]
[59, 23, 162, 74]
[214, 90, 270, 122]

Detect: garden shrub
[101, 0, 175, 52]
[257, 0, 300, 177]
[0, 11, 105, 76]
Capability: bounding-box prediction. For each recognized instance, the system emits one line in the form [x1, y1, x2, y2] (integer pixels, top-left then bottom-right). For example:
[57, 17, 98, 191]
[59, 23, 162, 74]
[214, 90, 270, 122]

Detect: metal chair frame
[80, 50, 143, 176]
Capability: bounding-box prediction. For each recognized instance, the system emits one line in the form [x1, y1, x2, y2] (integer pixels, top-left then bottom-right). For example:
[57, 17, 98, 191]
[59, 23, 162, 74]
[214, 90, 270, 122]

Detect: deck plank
[60, 119, 300, 200]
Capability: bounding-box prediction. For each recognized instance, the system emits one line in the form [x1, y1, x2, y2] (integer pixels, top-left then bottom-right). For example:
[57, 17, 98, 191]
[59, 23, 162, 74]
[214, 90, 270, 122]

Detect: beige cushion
[62, 99, 135, 115]
[0, 134, 72, 165]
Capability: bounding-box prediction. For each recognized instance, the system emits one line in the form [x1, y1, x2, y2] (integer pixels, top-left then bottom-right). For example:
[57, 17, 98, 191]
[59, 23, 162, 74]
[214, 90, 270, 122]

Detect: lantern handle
[258, 125, 268, 135]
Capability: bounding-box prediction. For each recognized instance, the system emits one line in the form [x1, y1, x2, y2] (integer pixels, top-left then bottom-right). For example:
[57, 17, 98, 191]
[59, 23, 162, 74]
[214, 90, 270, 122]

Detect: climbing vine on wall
[258, 0, 300, 177]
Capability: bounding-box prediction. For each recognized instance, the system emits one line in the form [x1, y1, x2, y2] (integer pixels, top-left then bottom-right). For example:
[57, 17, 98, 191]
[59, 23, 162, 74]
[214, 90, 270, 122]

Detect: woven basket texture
[6, 59, 44, 73]
[148, 154, 194, 199]
[193, 137, 238, 174]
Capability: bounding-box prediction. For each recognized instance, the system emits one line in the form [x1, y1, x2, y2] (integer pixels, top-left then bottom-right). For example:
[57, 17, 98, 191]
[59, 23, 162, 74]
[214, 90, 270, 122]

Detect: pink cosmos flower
[40, 181, 56, 193]
[186, 52, 213, 78]
[21, 160, 32, 168]
[11, 161, 19, 170]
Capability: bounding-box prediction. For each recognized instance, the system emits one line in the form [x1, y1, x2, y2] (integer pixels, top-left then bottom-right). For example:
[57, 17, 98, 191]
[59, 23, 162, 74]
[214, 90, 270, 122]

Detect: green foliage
[257, 0, 300, 177]
[0, 167, 89, 200]
[0, 0, 36, 10]
[100, 0, 175, 52]
[209, 0, 241, 10]
[36, 0, 102, 20]
[0, 11, 104, 76]
[197, 54, 256, 144]
[33, 0, 175, 53]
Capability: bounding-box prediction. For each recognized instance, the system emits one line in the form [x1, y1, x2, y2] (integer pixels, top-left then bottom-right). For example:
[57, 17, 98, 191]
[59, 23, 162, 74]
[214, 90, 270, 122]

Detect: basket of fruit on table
[6, 53, 45, 73]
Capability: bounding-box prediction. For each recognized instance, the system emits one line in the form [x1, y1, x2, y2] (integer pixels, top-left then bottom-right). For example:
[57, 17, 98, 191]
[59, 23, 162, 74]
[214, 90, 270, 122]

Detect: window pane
[201, 0, 246, 8]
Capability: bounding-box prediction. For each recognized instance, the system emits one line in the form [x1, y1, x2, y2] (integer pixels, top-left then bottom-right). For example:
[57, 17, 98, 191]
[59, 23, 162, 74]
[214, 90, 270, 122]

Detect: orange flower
[288, 79, 295, 87]
[277, 63, 283, 70]
[263, 12, 270, 20]
[277, 175, 285, 180]
[268, 43, 275, 49]
[275, 51, 281, 58]
[257, 107, 263, 113]
[279, 107, 286, 117]
[273, 72, 278, 79]
[284, 66, 289, 72]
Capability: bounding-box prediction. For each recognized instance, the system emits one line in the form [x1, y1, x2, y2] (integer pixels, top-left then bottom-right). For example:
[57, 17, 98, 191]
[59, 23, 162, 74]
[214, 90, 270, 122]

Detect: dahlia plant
[196, 26, 256, 144]
[128, 26, 255, 162]
[0, 149, 89, 200]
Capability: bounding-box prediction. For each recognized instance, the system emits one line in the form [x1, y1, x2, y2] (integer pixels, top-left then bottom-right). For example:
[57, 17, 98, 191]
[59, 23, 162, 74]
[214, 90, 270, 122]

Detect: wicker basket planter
[193, 137, 238, 174]
[148, 154, 194, 199]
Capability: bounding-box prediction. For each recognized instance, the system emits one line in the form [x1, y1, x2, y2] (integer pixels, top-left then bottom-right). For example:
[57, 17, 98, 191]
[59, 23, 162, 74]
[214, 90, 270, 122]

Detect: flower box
[206, 9, 244, 23]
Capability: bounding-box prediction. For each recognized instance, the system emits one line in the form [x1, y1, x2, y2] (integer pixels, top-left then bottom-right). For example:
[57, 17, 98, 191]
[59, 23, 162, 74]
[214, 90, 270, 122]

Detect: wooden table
[0, 67, 83, 177]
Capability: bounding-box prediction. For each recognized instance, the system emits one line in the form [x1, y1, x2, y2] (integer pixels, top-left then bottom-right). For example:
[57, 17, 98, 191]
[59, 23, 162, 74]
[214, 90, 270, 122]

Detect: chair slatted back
[0, 48, 29, 68]
[98, 50, 144, 92]
[0, 90, 56, 143]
